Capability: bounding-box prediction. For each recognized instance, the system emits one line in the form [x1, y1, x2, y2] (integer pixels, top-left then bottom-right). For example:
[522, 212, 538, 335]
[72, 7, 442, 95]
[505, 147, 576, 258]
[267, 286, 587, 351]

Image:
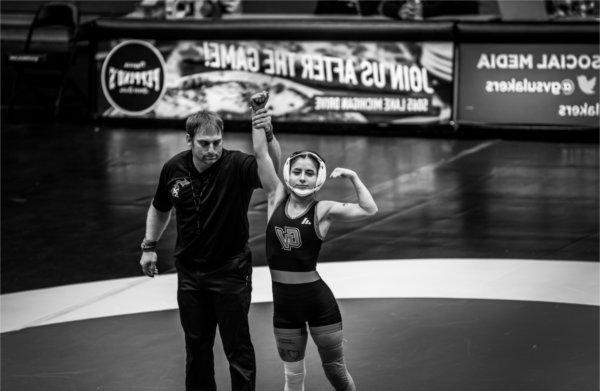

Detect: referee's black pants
[176, 250, 255, 391]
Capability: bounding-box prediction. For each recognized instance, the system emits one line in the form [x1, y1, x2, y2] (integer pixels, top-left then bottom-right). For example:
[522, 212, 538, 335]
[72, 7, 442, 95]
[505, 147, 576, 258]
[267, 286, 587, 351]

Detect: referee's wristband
[141, 239, 158, 252]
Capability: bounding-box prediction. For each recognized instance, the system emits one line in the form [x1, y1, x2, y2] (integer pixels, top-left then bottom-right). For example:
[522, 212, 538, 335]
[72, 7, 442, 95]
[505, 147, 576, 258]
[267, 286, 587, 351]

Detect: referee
[139, 110, 280, 391]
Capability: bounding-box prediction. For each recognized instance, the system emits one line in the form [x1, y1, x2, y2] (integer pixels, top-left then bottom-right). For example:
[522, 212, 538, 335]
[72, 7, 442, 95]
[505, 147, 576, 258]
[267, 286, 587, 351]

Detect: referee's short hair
[186, 111, 223, 138]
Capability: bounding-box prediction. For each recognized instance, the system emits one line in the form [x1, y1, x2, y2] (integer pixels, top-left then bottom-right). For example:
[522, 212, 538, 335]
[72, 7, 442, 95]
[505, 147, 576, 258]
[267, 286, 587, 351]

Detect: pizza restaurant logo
[101, 40, 166, 115]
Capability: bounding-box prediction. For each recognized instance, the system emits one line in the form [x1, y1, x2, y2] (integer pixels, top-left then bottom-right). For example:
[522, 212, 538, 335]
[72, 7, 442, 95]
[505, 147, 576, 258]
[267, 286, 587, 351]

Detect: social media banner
[458, 44, 599, 126]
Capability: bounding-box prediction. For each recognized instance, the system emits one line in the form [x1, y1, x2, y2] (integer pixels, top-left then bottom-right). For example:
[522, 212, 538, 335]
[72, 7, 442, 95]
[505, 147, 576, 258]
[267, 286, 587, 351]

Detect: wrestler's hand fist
[250, 90, 269, 111]
[140, 251, 158, 278]
[330, 167, 356, 179]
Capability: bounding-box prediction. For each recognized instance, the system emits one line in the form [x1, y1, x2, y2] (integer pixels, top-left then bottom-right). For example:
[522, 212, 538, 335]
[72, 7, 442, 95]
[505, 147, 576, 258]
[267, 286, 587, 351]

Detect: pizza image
[105, 69, 367, 122]
[163, 70, 322, 118]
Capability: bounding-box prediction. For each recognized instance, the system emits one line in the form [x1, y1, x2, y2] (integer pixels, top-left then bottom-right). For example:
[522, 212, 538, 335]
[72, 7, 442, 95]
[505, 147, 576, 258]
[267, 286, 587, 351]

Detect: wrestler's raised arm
[251, 108, 286, 220]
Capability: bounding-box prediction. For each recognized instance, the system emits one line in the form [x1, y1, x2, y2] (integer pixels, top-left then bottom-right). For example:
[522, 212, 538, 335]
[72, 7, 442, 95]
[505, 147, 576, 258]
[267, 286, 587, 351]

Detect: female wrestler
[251, 107, 378, 391]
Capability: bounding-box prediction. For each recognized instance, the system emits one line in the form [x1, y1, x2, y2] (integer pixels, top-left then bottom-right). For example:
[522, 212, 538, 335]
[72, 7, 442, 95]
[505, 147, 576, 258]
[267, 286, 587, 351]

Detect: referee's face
[188, 130, 223, 168]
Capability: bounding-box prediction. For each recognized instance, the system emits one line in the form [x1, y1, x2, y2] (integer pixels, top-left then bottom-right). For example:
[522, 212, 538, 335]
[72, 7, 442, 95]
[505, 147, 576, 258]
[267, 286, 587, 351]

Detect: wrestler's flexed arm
[317, 167, 378, 237]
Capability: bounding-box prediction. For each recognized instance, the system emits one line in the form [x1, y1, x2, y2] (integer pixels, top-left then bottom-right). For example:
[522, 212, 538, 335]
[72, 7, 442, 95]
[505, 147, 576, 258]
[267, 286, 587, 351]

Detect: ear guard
[283, 151, 327, 197]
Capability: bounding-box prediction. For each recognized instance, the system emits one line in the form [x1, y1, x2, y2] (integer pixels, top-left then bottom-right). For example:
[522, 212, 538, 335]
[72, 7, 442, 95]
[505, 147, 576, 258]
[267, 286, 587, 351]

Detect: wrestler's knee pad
[310, 323, 343, 362]
[283, 359, 305, 391]
[310, 324, 355, 391]
[274, 327, 308, 362]
[320, 349, 355, 391]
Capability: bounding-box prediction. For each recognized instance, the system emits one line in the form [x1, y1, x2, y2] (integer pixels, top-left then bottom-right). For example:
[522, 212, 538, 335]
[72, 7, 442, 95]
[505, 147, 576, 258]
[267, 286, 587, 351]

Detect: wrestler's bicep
[326, 201, 370, 222]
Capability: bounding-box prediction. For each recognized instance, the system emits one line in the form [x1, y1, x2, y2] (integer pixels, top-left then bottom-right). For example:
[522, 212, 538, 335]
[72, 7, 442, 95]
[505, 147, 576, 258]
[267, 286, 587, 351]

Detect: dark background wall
[1, 1, 139, 119]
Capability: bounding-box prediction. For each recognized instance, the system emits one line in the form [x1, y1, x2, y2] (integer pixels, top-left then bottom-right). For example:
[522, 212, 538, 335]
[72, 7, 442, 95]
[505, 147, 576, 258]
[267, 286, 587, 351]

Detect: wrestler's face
[289, 157, 318, 191]
[187, 129, 222, 167]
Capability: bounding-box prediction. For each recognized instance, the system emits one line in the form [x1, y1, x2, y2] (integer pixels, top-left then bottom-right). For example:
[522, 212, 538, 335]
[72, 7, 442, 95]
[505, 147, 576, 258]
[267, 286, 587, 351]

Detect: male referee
[140, 110, 280, 391]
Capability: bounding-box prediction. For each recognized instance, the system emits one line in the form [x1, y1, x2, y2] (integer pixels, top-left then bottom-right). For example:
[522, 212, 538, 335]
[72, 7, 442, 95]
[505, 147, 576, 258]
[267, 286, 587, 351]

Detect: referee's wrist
[141, 238, 158, 252]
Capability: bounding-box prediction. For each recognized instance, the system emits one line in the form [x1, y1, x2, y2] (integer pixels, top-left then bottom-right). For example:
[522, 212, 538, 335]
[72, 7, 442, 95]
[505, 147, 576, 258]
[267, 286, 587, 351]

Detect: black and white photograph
[1, 1, 599, 390]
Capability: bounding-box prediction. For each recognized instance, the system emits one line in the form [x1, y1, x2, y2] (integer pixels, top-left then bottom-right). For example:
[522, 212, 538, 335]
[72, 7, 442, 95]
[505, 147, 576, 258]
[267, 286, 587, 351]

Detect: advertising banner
[97, 39, 453, 124]
[458, 44, 599, 126]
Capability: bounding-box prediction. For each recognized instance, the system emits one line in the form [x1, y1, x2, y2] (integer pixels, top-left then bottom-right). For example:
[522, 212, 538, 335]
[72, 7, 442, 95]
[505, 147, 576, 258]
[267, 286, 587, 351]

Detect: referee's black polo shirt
[152, 149, 261, 269]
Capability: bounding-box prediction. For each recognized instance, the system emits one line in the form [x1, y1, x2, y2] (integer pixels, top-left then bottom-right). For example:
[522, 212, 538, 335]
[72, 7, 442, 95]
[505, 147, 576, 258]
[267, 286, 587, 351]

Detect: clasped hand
[251, 108, 272, 132]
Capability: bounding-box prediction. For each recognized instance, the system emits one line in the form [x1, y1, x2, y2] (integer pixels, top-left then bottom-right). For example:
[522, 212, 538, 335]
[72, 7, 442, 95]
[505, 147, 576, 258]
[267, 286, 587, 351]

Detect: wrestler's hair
[186, 111, 223, 138]
[289, 151, 324, 172]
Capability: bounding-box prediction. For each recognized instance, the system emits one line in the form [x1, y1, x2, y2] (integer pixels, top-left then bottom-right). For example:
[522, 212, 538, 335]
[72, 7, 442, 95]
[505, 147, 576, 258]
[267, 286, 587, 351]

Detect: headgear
[283, 151, 327, 197]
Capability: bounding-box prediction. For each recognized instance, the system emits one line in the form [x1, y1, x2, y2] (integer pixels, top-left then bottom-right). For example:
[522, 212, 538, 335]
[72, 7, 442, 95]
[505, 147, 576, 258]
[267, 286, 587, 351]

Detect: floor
[1, 122, 598, 390]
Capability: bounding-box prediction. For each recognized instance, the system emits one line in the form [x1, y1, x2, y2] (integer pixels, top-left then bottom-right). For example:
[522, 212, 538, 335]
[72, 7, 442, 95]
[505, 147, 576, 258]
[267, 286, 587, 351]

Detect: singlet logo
[275, 226, 302, 251]
[171, 179, 191, 198]
[301, 217, 311, 225]
[101, 40, 167, 116]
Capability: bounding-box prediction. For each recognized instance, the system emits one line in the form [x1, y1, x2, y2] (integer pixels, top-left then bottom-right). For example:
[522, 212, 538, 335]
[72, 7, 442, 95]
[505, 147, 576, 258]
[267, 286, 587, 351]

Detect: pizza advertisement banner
[100, 40, 168, 116]
[97, 40, 453, 124]
[458, 44, 600, 127]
